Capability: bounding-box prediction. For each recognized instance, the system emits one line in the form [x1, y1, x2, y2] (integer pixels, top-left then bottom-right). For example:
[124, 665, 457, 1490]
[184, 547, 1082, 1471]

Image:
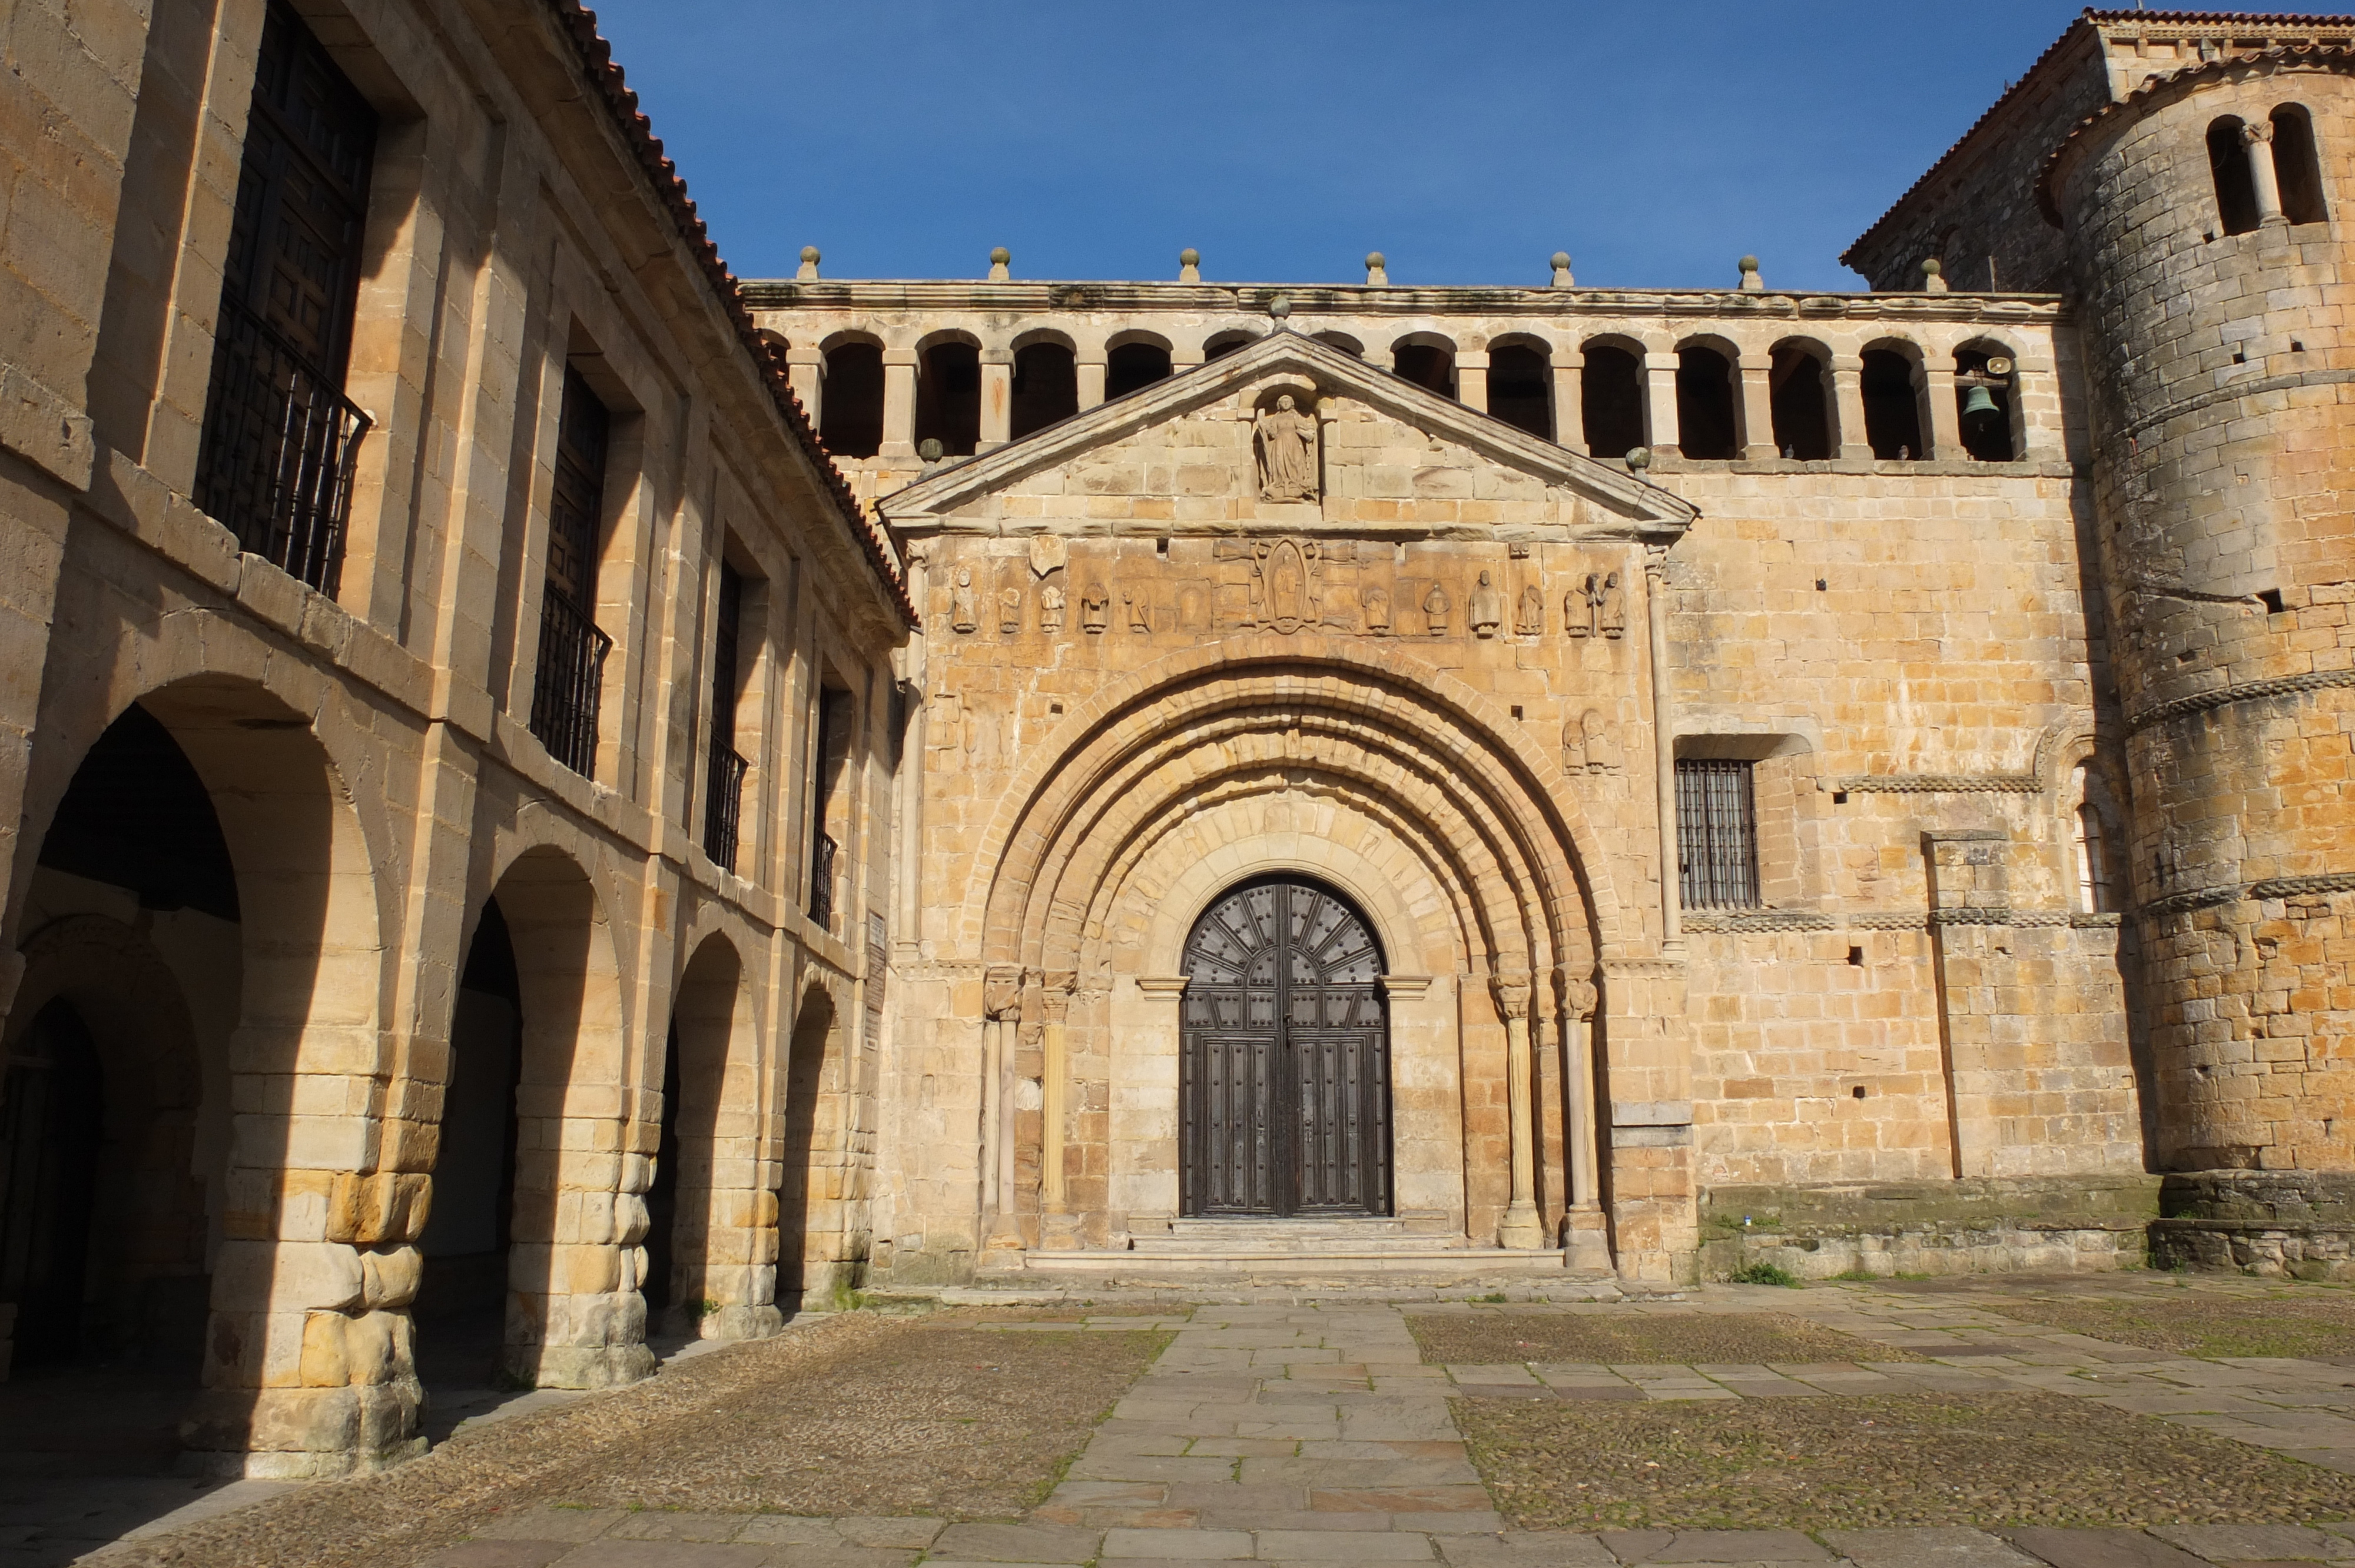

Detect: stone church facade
[0, 0, 2348, 1478]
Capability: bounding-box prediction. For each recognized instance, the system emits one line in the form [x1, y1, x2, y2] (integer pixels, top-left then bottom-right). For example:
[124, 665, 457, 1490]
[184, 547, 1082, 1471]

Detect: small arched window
[1674, 346, 1739, 460]
[819, 341, 883, 459]
[2072, 767, 2118, 915]
[1580, 344, 1644, 459]
[1106, 340, 1172, 400]
[2273, 104, 2330, 225]
[1488, 343, 1553, 440]
[1768, 344, 1832, 461]
[1203, 331, 1253, 362]
[2210, 116, 2262, 235]
[1860, 348, 1925, 460]
[1394, 340, 1456, 398]
[1009, 341, 1077, 440]
[913, 340, 981, 457]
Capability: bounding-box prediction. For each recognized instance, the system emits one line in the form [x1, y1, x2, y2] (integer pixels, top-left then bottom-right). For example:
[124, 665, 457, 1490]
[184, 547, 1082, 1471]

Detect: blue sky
[592, 1, 2099, 292]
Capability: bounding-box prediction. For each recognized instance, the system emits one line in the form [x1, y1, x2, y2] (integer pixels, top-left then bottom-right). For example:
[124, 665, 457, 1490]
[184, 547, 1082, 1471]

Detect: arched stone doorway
[1179, 878, 1389, 1218]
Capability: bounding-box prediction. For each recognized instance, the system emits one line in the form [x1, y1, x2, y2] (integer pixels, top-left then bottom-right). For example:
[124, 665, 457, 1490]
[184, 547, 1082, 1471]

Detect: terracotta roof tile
[546, 1, 914, 627]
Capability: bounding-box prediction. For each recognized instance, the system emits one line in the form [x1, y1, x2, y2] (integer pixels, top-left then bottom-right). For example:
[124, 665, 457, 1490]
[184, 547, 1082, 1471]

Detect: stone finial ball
[1739, 254, 1760, 271]
[1180, 248, 1200, 266]
[1551, 252, 1571, 270]
[1366, 251, 1386, 268]
[1626, 446, 1653, 471]
[990, 246, 1011, 265]
[801, 245, 820, 263]
[1922, 257, 1944, 276]
[1269, 294, 1293, 319]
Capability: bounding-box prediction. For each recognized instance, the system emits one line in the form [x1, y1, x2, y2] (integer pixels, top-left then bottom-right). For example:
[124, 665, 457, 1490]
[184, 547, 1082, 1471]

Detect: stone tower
[2042, 52, 2355, 1192]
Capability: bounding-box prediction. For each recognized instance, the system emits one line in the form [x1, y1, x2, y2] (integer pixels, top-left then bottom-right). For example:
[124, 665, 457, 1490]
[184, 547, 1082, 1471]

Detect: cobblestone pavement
[57, 1279, 2355, 1566]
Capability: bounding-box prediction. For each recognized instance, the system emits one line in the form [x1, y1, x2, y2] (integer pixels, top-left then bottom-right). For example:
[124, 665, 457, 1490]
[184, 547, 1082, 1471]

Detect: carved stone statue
[1361, 583, 1392, 636]
[1253, 394, 1320, 503]
[952, 567, 979, 633]
[1125, 587, 1150, 633]
[1040, 583, 1066, 634]
[997, 584, 1023, 635]
[1080, 582, 1109, 634]
[1422, 582, 1450, 637]
[1567, 579, 1594, 638]
[1470, 570, 1502, 639]
[1598, 571, 1627, 639]
[1517, 582, 1544, 637]
[1561, 718, 1584, 772]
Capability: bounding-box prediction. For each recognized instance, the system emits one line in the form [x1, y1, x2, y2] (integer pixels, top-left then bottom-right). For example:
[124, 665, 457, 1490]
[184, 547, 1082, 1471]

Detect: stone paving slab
[1819, 1527, 2043, 1568]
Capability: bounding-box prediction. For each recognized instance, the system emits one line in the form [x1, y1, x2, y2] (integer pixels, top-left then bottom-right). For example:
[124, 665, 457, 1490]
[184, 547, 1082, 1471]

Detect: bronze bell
[1961, 384, 2002, 423]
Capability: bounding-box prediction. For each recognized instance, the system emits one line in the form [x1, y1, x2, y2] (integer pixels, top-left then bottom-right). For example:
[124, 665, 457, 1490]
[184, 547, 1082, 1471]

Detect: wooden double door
[1179, 879, 1392, 1217]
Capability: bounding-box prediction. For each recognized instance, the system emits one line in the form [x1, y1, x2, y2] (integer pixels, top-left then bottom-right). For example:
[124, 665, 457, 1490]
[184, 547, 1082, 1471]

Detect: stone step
[1004, 1247, 1591, 1282]
[1133, 1217, 1454, 1256]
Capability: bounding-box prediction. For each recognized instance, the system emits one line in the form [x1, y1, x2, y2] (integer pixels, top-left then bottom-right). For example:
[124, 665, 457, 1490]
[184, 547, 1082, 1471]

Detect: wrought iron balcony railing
[530, 590, 611, 778]
[808, 831, 838, 930]
[705, 742, 748, 873]
[194, 294, 373, 595]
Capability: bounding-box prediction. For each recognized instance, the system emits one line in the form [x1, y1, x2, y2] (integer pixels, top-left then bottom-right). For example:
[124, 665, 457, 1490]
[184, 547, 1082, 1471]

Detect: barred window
[528, 368, 613, 777]
[1676, 759, 1760, 909]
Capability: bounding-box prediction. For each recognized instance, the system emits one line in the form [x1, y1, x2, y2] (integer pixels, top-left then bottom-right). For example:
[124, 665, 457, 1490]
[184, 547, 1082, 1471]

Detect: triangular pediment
[877, 328, 1697, 541]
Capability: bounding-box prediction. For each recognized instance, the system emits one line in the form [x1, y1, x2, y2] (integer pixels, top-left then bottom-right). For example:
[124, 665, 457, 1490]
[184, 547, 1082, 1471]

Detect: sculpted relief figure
[1040, 582, 1066, 634]
[1422, 582, 1450, 637]
[952, 567, 979, 633]
[1081, 582, 1109, 634]
[1125, 587, 1150, 633]
[1253, 394, 1319, 503]
[1567, 577, 1595, 638]
[1598, 571, 1627, 639]
[1361, 583, 1392, 636]
[1470, 570, 1502, 639]
[1517, 582, 1543, 637]
[1580, 709, 1621, 773]
[997, 584, 1023, 635]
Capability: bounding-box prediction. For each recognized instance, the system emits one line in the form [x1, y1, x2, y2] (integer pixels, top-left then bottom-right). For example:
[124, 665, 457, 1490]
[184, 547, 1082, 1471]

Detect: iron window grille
[705, 745, 748, 873]
[1676, 759, 1761, 909]
[195, 296, 374, 593]
[808, 832, 838, 929]
[529, 368, 612, 776]
[704, 561, 747, 871]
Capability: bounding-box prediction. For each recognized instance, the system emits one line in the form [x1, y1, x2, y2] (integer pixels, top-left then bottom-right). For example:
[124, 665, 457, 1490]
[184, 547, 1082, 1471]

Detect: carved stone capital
[983, 964, 1024, 1019]
[1491, 974, 1533, 1020]
[1563, 976, 1600, 1020]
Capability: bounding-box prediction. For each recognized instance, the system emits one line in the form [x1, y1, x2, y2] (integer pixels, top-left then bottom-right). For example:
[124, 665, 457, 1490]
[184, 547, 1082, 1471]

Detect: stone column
[1925, 361, 1963, 460]
[1739, 361, 1775, 460]
[1643, 354, 1680, 457]
[1560, 972, 1611, 1271]
[893, 550, 928, 965]
[1553, 354, 1584, 453]
[1040, 971, 1076, 1237]
[979, 349, 1012, 450]
[980, 964, 1024, 1254]
[2244, 121, 2287, 225]
[1830, 355, 1872, 461]
[1645, 558, 1682, 957]
[1076, 357, 1107, 411]
[1457, 351, 1491, 414]
[786, 347, 825, 431]
[881, 349, 918, 458]
[1494, 971, 1543, 1248]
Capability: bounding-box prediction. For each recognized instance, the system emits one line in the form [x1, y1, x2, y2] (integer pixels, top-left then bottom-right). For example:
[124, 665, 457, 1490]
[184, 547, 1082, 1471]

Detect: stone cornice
[745, 278, 2067, 326]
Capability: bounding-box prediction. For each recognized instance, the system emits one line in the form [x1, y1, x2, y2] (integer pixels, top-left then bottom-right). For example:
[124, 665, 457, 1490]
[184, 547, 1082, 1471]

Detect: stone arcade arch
[8, 673, 405, 1478]
[649, 934, 778, 1341]
[963, 641, 1641, 1269]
